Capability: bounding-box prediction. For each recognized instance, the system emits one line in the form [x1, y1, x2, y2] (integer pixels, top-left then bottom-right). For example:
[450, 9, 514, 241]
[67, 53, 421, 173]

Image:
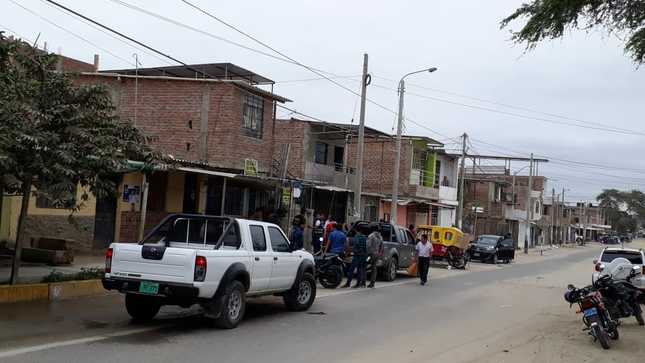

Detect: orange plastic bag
[407, 262, 418, 276]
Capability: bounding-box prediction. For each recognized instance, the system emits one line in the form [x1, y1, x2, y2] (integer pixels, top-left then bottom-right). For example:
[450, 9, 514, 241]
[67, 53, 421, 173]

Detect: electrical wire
[9, 0, 136, 67]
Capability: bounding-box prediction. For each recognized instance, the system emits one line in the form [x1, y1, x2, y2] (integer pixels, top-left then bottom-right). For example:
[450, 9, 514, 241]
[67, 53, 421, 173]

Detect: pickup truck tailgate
[111, 244, 196, 284]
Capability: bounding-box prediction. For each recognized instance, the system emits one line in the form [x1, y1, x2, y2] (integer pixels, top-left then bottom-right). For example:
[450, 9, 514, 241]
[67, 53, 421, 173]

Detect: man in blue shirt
[290, 222, 304, 250]
[326, 224, 347, 255]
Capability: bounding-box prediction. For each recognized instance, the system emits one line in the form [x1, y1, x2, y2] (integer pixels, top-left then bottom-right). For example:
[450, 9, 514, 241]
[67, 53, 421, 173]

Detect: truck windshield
[141, 216, 235, 248]
[601, 251, 643, 265]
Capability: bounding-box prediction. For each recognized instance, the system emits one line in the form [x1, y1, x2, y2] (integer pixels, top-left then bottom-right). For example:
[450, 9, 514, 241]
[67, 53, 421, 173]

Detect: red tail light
[105, 248, 113, 273]
[194, 256, 207, 282]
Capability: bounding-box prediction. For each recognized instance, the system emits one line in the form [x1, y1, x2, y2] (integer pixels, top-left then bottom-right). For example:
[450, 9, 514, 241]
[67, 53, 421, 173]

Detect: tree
[0, 33, 158, 284]
[596, 188, 643, 233]
[501, 0, 645, 64]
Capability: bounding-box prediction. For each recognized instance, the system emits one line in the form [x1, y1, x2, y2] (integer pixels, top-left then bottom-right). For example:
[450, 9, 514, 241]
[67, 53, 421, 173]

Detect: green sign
[244, 159, 258, 176]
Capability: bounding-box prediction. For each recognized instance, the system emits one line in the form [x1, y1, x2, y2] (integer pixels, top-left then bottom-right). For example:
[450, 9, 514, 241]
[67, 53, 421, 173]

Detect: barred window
[243, 94, 264, 138]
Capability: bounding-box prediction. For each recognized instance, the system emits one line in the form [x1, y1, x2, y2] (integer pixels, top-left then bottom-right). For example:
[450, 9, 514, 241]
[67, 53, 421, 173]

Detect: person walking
[366, 225, 384, 288]
[415, 234, 433, 286]
[344, 229, 368, 288]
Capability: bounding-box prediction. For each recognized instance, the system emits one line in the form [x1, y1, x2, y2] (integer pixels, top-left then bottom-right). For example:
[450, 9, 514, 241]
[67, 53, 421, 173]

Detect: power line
[43, 0, 210, 77]
[9, 0, 136, 67]
[372, 74, 644, 136]
[40, 0, 174, 66]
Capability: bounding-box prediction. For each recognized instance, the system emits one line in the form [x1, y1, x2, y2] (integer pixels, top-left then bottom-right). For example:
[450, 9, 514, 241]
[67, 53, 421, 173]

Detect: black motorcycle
[595, 274, 645, 326]
[565, 283, 619, 349]
[314, 252, 345, 289]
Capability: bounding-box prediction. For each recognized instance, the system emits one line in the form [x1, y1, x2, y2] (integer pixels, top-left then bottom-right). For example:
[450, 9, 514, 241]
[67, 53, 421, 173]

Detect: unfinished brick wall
[75, 75, 278, 174]
[347, 138, 412, 196]
[273, 119, 307, 179]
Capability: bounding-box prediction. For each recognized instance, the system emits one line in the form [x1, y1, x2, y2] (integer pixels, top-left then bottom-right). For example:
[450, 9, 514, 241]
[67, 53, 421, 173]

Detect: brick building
[463, 169, 546, 248]
[348, 135, 460, 227]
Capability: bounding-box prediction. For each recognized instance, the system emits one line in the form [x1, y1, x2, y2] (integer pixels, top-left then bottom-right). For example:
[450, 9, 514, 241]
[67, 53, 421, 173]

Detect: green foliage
[0, 32, 159, 209]
[596, 188, 644, 233]
[501, 0, 645, 64]
[41, 267, 105, 283]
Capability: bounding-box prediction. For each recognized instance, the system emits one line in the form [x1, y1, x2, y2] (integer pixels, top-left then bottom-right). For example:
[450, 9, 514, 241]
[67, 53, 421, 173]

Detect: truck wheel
[214, 280, 246, 329]
[383, 257, 398, 282]
[125, 293, 161, 322]
[284, 272, 316, 311]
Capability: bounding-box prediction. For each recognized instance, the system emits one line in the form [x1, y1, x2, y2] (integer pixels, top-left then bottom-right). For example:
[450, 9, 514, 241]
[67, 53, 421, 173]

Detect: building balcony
[439, 185, 457, 202]
[304, 161, 355, 189]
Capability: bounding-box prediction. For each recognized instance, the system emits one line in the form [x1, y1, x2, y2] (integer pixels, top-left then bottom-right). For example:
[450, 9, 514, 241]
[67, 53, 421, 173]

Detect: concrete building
[463, 169, 546, 248]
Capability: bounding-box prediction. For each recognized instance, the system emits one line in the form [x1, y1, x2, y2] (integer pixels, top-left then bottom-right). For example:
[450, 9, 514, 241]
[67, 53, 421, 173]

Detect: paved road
[0, 247, 603, 363]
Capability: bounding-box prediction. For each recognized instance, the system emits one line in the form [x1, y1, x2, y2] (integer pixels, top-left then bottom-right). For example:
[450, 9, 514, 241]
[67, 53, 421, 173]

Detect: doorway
[183, 173, 198, 213]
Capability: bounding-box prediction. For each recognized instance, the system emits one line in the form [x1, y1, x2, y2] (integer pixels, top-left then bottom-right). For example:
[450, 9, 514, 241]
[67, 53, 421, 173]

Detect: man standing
[325, 223, 347, 255]
[415, 234, 433, 286]
[290, 221, 304, 250]
[366, 225, 384, 288]
[344, 229, 368, 288]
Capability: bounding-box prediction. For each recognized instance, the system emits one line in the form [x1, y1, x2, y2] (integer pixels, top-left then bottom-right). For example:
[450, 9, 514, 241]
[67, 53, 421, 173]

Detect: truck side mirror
[592, 259, 598, 265]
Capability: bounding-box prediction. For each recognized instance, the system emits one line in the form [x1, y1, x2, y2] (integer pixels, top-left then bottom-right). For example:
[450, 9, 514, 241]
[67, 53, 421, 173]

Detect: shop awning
[314, 185, 352, 193]
[381, 198, 456, 209]
[177, 166, 237, 178]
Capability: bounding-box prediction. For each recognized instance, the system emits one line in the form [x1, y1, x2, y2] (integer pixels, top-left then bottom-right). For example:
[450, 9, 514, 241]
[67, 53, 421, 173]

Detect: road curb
[0, 279, 111, 304]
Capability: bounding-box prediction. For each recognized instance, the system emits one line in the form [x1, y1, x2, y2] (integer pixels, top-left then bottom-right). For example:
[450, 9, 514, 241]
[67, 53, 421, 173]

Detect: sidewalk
[0, 255, 104, 284]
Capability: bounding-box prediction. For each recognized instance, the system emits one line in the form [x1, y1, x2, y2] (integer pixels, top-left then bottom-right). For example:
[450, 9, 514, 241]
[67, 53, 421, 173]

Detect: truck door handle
[254, 257, 260, 261]
[273, 257, 278, 261]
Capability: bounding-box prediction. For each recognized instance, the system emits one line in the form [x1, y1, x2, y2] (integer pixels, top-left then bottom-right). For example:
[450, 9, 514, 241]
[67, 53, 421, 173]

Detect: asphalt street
[0, 246, 619, 363]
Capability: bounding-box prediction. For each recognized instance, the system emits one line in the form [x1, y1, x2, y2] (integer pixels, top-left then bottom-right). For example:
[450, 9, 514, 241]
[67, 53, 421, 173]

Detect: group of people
[323, 221, 434, 288]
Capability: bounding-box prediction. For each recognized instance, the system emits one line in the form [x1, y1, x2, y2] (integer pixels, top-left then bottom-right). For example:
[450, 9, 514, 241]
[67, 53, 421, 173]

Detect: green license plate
[138, 281, 159, 295]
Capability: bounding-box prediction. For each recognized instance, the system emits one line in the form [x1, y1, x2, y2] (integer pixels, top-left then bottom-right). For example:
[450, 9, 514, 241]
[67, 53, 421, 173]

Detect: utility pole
[391, 78, 406, 225]
[551, 188, 555, 247]
[561, 188, 566, 243]
[582, 202, 587, 245]
[457, 132, 467, 229]
[353, 53, 369, 220]
[524, 153, 533, 254]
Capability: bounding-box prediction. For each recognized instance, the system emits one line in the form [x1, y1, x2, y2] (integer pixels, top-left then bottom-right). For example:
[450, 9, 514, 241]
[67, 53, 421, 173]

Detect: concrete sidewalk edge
[0, 279, 113, 304]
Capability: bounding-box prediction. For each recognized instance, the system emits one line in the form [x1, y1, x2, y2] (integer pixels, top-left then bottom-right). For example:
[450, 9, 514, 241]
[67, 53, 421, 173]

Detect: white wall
[439, 208, 455, 227]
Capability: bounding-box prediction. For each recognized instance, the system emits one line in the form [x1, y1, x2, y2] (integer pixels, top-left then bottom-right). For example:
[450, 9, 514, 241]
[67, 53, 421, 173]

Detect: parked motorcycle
[595, 258, 644, 325]
[565, 283, 619, 349]
[314, 252, 345, 289]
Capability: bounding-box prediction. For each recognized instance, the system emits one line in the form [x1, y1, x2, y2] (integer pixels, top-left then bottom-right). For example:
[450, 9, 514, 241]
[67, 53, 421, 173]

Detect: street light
[391, 67, 438, 225]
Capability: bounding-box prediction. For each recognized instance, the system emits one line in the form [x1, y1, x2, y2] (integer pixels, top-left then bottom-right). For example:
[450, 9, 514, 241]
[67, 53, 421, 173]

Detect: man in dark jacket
[366, 225, 384, 288]
[344, 230, 368, 288]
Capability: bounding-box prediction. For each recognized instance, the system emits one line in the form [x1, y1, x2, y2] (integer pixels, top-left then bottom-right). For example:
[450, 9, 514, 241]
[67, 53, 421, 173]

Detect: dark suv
[469, 234, 515, 264]
[348, 221, 416, 281]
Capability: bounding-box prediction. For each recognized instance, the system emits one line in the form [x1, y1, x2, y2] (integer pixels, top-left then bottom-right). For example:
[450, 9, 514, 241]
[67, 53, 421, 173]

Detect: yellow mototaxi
[416, 225, 471, 269]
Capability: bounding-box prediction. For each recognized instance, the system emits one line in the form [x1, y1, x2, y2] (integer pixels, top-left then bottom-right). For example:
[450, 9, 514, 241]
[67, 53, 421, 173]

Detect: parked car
[348, 221, 416, 281]
[593, 247, 645, 291]
[605, 236, 621, 245]
[102, 214, 316, 329]
[468, 234, 515, 264]
[619, 235, 632, 243]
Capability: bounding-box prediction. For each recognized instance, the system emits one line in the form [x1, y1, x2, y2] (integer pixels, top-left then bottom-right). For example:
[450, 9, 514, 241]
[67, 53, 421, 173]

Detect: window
[601, 251, 643, 265]
[268, 227, 291, 252]
[250, 225, 267, 251]
[445, 231, 453, 241]
[431, 206, 439, 225]
[243, 94, 264, 138]
[406, 230, 416, 245]
[221, 222, 241, 249]
[315, 142, 328, 164]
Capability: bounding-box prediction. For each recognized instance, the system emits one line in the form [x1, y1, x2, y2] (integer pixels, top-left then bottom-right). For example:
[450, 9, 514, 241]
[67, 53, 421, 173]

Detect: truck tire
[284, 272, 316, 311]
[383, 257, 398, 282]
[125, 293, 161, 322]
[214, 280, 246, 329]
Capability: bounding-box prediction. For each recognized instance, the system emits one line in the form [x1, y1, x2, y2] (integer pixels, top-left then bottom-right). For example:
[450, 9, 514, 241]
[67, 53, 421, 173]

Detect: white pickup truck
[102, 214, 316, 328]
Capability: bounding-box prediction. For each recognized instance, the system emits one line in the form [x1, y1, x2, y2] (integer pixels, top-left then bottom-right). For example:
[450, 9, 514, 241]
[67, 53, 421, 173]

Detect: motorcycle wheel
[635, 312, 645, 326]
[319, 266, 343, 289]
[608, 326, 620, 340]
[590, 319, 611, 350]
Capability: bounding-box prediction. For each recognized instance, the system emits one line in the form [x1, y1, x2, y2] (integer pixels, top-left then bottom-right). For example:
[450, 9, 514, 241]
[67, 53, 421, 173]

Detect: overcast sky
[3, 0, 645, 203]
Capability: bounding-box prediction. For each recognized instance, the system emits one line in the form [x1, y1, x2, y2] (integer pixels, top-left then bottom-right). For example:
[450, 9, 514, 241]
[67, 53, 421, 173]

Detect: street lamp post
[391, 67, 438, 225]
